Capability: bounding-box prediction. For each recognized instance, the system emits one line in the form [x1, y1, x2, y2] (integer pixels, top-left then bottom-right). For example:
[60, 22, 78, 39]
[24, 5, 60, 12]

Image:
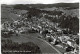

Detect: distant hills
[25, 3, 79, 9]
[2, 3, 79, 9]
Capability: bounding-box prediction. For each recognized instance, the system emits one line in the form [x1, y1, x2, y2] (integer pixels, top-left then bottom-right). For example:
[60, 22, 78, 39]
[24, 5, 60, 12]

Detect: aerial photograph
[1, 0, 79, 54]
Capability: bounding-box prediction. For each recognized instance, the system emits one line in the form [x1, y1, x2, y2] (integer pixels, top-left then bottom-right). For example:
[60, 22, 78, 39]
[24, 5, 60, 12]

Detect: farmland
[41, 7, 79, 17]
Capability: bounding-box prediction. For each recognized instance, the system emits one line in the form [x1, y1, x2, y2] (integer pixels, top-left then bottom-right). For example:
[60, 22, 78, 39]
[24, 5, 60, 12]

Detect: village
[1, 4, 79, 54]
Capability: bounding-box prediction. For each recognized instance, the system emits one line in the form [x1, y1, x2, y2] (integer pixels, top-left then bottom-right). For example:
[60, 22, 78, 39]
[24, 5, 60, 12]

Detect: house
[2, 21, 11, 31]
[67, 40, 76, 48]
[58, 36, 70, 43]
[46, 34, 51, 38]
[38, 25, 42, 29]
[13, 21, 19, 25]
[49, 29, 53, 33]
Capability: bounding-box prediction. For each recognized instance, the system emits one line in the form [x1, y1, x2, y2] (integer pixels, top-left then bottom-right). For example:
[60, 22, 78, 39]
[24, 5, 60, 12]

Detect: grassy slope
[1, 6, 27, 24]
[2, 33, 58, 53]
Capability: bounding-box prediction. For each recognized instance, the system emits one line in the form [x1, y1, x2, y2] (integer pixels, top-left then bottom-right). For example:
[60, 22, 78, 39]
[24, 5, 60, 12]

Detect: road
[9, 33, 62, 54]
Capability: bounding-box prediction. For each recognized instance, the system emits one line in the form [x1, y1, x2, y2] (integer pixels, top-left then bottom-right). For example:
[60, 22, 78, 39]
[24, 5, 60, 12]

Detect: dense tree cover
[59, 15, 79, 34]
[13, 4, 30, 10]
[75, 38, 79, 45]
[66, 45, 74, 52]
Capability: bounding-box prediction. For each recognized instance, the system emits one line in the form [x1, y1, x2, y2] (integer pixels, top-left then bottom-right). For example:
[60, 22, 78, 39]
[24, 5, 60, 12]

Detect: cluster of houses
[1, 9, 79, 54]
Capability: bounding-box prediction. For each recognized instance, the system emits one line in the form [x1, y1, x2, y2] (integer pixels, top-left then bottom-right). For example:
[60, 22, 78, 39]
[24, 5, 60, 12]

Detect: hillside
[25, 3, 79, 9]
[1, 5, 28, 24]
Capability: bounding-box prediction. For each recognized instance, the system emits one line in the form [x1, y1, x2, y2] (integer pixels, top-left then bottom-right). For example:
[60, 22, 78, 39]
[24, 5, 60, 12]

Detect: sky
[0, 0, 79, 4]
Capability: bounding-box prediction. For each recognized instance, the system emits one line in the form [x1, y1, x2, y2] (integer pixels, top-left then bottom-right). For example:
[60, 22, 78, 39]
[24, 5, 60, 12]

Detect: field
[1, 5, 27, 24]
[41, 7, 79, 17]
[2, 33, 59, 53]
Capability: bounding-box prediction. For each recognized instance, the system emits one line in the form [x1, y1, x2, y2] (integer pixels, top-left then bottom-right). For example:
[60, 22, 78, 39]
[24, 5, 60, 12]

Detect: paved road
[10, 33, 62, 54]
